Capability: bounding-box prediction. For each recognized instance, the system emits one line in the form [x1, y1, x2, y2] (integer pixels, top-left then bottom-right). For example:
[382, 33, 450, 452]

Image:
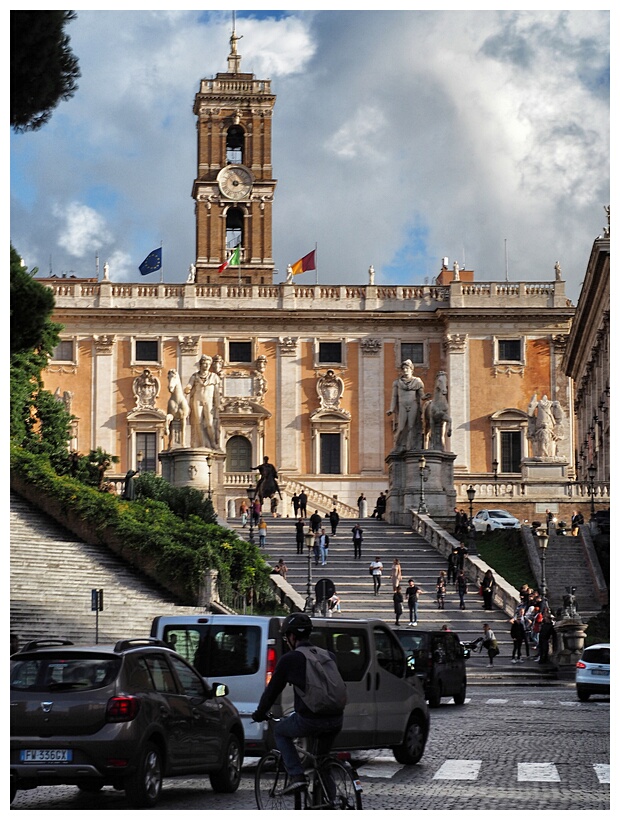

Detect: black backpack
[294, 645, 347, 715]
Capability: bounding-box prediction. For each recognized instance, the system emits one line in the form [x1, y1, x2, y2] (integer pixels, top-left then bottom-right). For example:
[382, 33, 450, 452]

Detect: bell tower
[192, 23, 277, 285]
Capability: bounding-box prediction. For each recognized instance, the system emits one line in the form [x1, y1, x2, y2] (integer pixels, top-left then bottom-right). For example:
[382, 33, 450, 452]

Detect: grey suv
[10, 638, 244, 807]
[393, 628, 468, 707]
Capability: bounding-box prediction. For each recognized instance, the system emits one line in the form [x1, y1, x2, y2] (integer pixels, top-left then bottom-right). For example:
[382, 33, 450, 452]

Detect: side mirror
[462, 648, 471, 660]
[211, 682, 229, 698]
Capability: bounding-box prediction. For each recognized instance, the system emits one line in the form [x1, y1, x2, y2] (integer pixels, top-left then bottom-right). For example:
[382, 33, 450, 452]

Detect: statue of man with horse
[165, 369, 190, 449]
[423, 371, 452, 451]
[253, 456, 282, 504]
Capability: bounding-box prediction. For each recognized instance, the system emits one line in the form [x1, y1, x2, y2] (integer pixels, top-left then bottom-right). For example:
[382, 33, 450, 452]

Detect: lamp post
[418, 456, 429, 514]
[247, 485, 257, 544]
[492, 459, 499, 496]
[205, 454, 213, 500]
[536, 527, 549, 597]
[304, 528, 316, 613]
[466, 484, 477, 556]
[587, 464, 596, 522]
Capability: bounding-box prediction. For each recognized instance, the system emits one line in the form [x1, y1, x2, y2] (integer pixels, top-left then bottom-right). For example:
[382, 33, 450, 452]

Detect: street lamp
[247, 484, 257, 544]
[418, 456, 429, 514]
[587, 464, 596, 522]
[205, 454, 213, 500]
[304, 528, 316, 613]
[536, 528, 549, 598]
[466, 484, 477, 556]
[492, 459, 499, 496]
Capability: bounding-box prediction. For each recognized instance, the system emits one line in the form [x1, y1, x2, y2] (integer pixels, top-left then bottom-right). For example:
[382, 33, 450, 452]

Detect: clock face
[217, 165, 253, 200]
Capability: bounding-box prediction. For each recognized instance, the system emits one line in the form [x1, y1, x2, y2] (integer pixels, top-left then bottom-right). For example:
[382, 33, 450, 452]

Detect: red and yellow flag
[290, 249, 316, 275]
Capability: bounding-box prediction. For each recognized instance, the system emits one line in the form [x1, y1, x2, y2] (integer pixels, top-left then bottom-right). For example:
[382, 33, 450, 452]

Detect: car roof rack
[18, 639, 74, 652]
[113, 638, 169, 653]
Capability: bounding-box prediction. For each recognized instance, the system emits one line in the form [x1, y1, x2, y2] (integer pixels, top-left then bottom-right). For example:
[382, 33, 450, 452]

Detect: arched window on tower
[226, 124, 244, 165]
[225, 207, 244, 255]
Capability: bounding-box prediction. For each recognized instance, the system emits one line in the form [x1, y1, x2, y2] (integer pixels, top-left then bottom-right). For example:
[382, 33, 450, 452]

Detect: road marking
[446, 697, 472, 704]
[559, 701, 581, 706]
[517, 762, 560, 782]
[485, 698, 508, 704]
[523, 700, 544, 706]
[593, 764, 610, 784]
[433, 760, 482, 780]
[358, 760, 404, 778]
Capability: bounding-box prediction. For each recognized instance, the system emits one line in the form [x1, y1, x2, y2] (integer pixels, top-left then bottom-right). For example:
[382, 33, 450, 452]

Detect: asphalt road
[11, 682, 609, 812]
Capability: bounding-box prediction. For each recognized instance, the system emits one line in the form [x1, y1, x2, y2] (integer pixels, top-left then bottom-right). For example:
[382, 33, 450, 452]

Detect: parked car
[152, 615, 430, 765]
[393, 628, 468, 708]
[10, 638, 244, 807]
[575, 643, 610, 701]
[472, 509, 521, 532]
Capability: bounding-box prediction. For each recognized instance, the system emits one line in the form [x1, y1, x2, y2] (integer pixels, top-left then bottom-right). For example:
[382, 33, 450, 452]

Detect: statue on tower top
[228, 14, 243, 73]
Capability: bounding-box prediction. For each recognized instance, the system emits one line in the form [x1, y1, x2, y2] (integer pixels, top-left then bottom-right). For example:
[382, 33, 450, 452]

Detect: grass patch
[472, 529, 536, 591]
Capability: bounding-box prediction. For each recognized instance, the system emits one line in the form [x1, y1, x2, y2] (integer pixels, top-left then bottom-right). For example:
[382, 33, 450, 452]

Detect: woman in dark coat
[481, 569, 495, 611]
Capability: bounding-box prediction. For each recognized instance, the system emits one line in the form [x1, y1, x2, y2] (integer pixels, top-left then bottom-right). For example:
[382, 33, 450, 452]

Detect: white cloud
[54, 202, 113, 258]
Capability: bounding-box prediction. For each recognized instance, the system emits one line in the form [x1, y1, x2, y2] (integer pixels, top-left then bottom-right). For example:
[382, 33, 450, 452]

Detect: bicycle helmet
[281, 613, 312, 639]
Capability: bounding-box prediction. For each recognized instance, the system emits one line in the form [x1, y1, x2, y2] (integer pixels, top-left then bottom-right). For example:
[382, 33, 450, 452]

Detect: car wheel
[486, 524, 492, 533]
[428, 682, 442, 708]
[453, 679, 467, 705]
[576, 687, 590, 702]
[124, 741, 163, 808]
[209, 732, 242, 793]
[77, 781, 104, 793]
[392, 713, 427, 765]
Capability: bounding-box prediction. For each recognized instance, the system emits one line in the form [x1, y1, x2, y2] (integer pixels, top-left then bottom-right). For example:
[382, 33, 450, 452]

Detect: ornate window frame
[489, 408, 529, 474]
[398, 340, 428, 368]
[314, 337, 347, 369]
[131, 336, 162, 367]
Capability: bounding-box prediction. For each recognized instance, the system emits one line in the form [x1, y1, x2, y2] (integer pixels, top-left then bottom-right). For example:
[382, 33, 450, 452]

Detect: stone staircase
[10, 492, 204, 647]
[229, 515, 556, 683]
[544, 530, 601, 620]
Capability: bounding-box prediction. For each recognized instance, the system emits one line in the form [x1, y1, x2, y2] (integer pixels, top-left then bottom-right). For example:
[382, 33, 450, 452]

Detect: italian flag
[218, 245, 241, 273]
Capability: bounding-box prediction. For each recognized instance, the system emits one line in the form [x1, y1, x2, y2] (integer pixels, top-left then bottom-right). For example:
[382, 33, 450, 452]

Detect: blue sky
[9, 6, 610, 302]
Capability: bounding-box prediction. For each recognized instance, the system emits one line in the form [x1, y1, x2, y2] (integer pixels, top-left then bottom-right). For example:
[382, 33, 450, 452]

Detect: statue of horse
[423, 371, 452, 451]
[165, 369, 190, 449]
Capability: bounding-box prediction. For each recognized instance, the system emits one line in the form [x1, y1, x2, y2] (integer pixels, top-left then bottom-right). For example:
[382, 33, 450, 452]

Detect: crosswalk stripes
[593, 764, 610, 784]
[432, 760, 481, 780]
[517, 762, 561, 782]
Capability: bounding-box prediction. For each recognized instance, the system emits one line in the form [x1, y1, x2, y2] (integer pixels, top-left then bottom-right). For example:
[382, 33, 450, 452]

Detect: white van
[151, 614, 430, 764]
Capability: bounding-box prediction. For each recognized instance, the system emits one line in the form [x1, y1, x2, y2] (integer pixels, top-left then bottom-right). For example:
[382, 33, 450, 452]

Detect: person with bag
[252, 613, 346, 794]
[405, 578, 424, 625]
[351, 525, 363, 559]
[455, 570, 468, 610]
[481, 569, 495, 611]
[481, 623, 499, 668]
[393, 585, 404, 626]
[369, 557, 383, 595]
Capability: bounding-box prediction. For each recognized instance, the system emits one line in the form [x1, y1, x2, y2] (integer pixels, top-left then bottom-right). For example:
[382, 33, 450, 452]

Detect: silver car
[575, 643, 610, 701]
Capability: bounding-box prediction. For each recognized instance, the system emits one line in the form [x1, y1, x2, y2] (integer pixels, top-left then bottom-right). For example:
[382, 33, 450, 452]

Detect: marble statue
[103, 261, 110, 281]
[423, 370, 452, 451]
[453, 261, 460, 281]
[368, 265, 375, 285]
[554, 261, 562, 281]
[285, 264, 294, 284]
[253, 355, 268, 402]
[387, 360, 425, 451]
[317, 369, 344, 411]
[187, 263, 196, 283]
[165, 369, 190, 449]
[184, 355, 222, 450]
[527, 393, 564, 458]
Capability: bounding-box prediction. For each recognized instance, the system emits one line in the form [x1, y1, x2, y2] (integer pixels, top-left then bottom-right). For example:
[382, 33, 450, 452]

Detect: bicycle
[254, 717, 363, 810]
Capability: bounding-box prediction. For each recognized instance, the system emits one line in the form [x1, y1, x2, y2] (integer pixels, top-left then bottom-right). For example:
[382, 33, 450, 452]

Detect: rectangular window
[135, 340, 159, 363]
[51, 340, 75, 362]
[228, 341, 253, 362]
[136, 432, 157, 473]
[320, 433, 341, 474]
[400, 342, 424, 364]
[501, 431, 522, 473]
[319, 342, 343, 364]
[497, 339, 522, 362]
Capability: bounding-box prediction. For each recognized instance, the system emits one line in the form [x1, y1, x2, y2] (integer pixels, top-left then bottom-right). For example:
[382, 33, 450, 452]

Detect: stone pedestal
[159, 448, 226, 518]
[521, 458, 571, 497]
[386, 449, 457, 525]
[553, 618, 588, 679]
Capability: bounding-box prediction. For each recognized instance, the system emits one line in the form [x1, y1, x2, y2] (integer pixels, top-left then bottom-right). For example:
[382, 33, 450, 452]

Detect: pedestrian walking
[393, 586, 404, 626]
[405, 578, 423, 625]
[252, 498, 262, 526]
[292, 493, 300, 518]
[481, 623, 499, 667]
[329, 508, 340, 536]
[239, 500, 248, 528]
[481, 569, 495, 611]
[298, 491, 308, 518]
[537, 613, 556, 664]
[456, 541, 468, 572]
[357, 493, 366, 518]
[313, 531, 321, 566]
[258, 517, 267, 548]
[390, 558, 402, 591]
[447, 546, 459, 585]
[436, 571, 446, 610]
[309, 509, 322, 533]
[455, 570, 468, 610]
[319, 529, 329, 565]
[351, 524, 363, 559]
[295, 518, 305, 554]
[369, 557, 383, 595]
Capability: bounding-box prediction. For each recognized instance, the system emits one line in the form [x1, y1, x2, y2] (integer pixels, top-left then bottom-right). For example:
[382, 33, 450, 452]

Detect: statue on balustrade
[185, 355, 222, 450]
[387, 360, 425, 451]
[527, 393, 564, 458]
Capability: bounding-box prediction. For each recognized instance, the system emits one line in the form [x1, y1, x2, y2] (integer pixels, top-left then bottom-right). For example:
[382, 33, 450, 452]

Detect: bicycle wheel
[320, 759, 363, 810]
[254, 751, 304, 810]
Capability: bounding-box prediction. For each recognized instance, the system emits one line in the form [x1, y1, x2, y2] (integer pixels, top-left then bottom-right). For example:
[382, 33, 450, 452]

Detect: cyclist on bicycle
[252, 613, 345, 794]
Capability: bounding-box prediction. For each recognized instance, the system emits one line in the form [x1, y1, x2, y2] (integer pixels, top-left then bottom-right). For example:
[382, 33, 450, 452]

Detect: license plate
[591, 668, 608, 676]
[20, 749, 73, 763]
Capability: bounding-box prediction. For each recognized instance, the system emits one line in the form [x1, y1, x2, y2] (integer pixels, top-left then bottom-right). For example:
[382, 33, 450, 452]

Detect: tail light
[266, 647, 277, 686]
[106, 696, 140, 722]
[575, 661, 586, 669]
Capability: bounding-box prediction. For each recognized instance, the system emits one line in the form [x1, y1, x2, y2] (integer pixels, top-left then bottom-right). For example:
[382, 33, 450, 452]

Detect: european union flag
[139, 247, 162, 276]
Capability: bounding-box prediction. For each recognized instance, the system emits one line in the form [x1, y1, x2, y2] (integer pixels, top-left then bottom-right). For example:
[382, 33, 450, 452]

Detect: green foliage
[11, 446, 272, 604]
[11, 11, 80, 133]
[136, 471, 217, 524]
[473, 529, 537, 591]
[584, 606, 609, 646]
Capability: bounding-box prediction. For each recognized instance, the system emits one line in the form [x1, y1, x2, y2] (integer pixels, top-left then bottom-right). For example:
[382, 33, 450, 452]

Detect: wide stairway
[228, 515, 554, 683]
[10, 492, 203, 646]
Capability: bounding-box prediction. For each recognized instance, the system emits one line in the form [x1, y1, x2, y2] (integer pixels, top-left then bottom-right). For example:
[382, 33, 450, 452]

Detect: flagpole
[238, 245, 241, 287]
[160, 240, 164, 283]
[315, 243, 318, 285]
